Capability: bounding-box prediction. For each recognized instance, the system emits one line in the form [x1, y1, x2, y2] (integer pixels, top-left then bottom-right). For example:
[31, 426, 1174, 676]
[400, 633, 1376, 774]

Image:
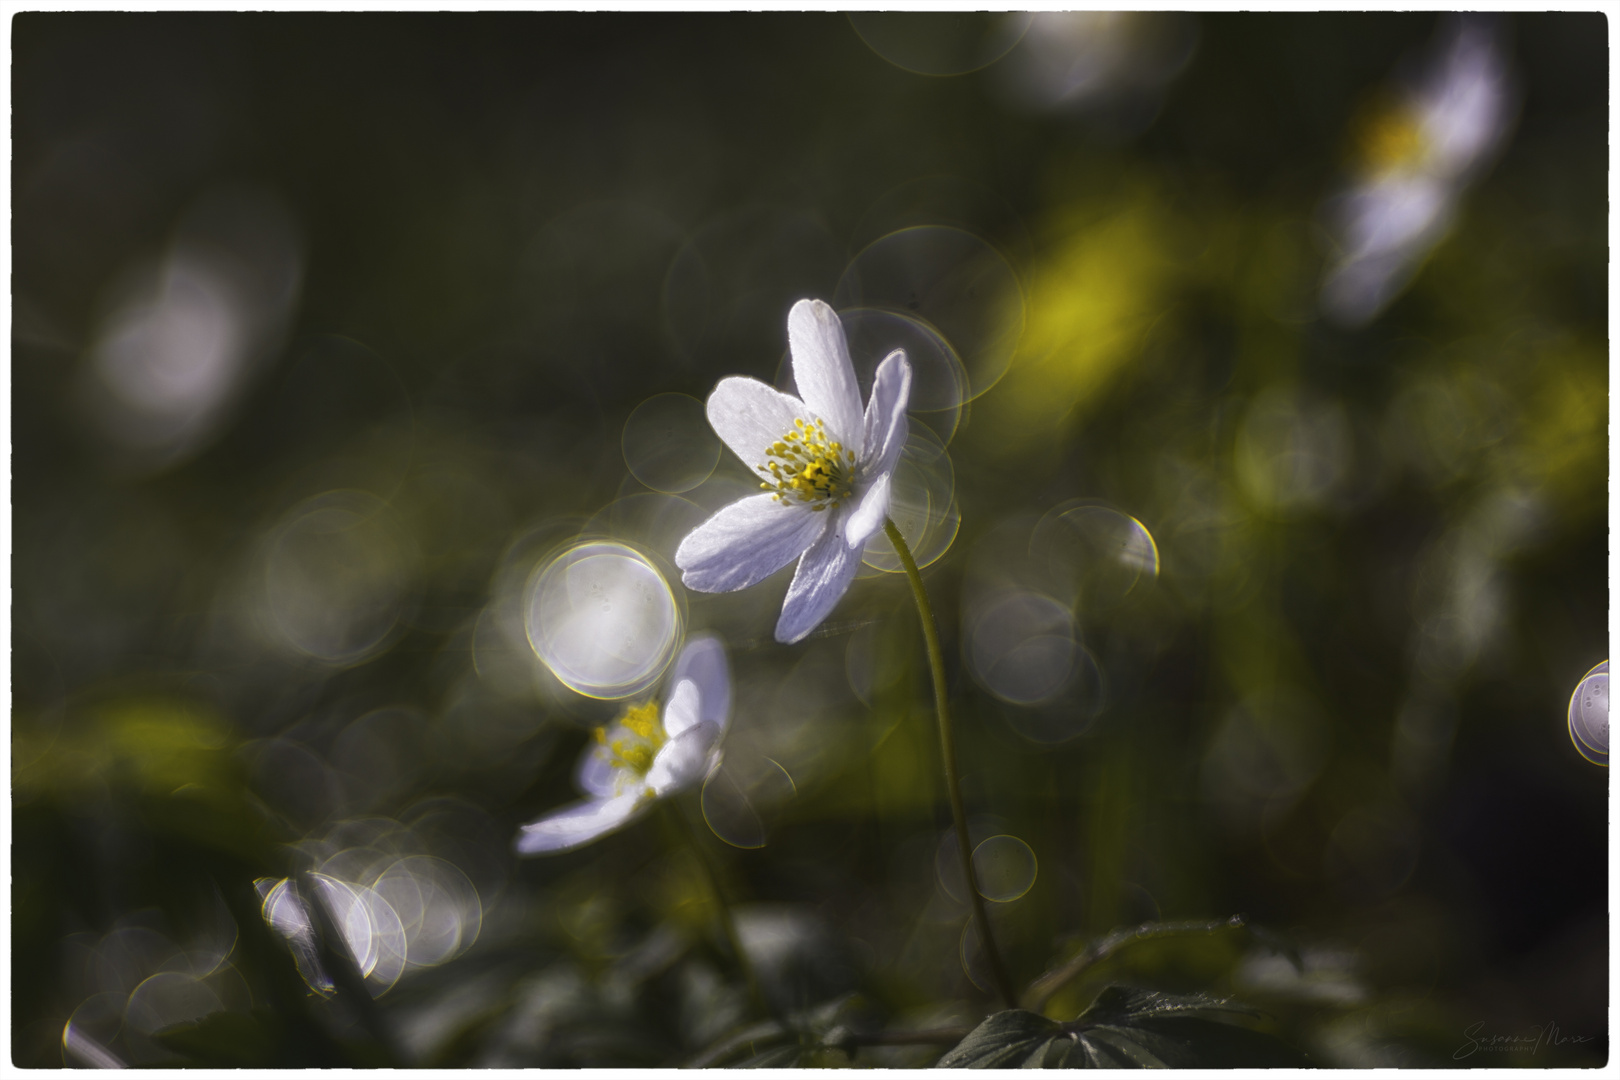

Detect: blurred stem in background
[663, 801, 769, 1020]
[885, 517, 1017, 1010]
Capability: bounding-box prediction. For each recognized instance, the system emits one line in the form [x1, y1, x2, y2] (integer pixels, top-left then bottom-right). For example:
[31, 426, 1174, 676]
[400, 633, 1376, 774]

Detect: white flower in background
[83, 189, 302, 470]
[676, 300, 911, 644]
[1321, 19, 1517, 327]
[994, 11, 1198, 124]
[515, 636, 731, 855]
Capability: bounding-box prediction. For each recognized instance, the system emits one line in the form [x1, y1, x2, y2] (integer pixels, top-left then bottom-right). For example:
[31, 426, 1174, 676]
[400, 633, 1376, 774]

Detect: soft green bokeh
[13, 12, 1606, 1068]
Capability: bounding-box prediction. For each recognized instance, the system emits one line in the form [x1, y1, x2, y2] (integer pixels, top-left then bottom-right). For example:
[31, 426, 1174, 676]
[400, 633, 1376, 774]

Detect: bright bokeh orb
[525, 541, 682, 699]
[1567, 660, 1608, 766]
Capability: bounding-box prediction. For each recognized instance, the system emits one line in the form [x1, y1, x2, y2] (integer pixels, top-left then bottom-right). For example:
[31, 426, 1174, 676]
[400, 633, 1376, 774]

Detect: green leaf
[1076, 985, 1255, 1023]
[1063, 1031, 1136, 1068]
[1081, 1027, 1173, 1067]
[935, 1010, 1066, 1068]
[935, 988, 1310, 1069]
[1067, 986, 1309, 1069]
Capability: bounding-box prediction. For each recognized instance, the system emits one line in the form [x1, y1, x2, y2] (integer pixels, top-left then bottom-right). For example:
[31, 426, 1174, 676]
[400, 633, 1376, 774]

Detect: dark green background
[13, 13, 1608, 1067]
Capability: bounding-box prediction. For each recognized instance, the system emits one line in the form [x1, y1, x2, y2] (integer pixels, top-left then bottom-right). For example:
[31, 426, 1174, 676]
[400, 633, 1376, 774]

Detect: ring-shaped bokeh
[861, 427, 960, 575]
[622, 392, 722, 493]
[848, 12, 1034, 77]
[834, 226, 1024, 405]
[524, 540, 683, 700]
[1567, 660, 1608, 766]
[1030, 499, 1160, 615]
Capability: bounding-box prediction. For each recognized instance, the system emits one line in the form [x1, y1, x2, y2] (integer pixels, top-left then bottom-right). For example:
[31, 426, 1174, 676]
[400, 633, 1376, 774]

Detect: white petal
[665, 634, 731, 735]
[844, 471, 891, 550]
[646, 721, 721, 796]
[787, 299, 864, 448]
[860, 349, 911, 477]
[514, 792, 648, 855]
[706, 376, 815, 472]
[775, 517, 863, 644]
[575, 743, 623, 798]
[662, 678, 701, 739]
[676, 494, 828, 593]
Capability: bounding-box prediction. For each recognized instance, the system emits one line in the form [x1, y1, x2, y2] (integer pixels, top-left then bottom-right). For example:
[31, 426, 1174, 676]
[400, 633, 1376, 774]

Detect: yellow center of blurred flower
[756, 417, 856, 512]
[595, 700, 665, 775]
[1356, 103, 1428, 174]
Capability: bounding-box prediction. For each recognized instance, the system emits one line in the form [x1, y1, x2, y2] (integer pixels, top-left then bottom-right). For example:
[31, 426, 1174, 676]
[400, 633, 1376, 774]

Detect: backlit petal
[844, 471, 891, 550]
[665, 634, 731, 735]
[775, 517, 863, 644]
[861, 349, 911, 477]
[707, 376, 816, 471]
[514, 791, 648, 855]
[676, 494, 827, 593]
[662, 678, 700, 739]
[788, 299, 864, 448]
[647, 720, 721, 796]
[576, 743, 627, 798]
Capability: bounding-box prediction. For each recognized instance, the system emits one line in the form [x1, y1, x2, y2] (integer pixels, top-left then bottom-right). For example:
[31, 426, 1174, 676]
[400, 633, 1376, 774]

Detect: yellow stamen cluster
[757, 417, 856, 512]
[1356, 102, 1428, 174]
[594, 700, 665, 776]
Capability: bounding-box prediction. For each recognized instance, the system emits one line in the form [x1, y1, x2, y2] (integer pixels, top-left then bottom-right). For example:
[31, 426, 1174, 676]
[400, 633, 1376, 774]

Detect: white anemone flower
[1321, 19, 1516, 327]
[514, 635, 730, 855]
[675, 299, 912, 644]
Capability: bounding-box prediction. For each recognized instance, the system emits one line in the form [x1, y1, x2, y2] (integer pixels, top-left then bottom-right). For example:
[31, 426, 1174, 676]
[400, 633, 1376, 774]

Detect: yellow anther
[611, 740, 656, 774]
[754, 415, 852, 509]
[594, 700, 666, 777]
[620, 701, 660, 739]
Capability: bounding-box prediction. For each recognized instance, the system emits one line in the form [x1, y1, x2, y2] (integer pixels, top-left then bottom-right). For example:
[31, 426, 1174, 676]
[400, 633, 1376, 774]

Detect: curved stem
[1021, 915, 1246, 1013]
[665, 801, 769, 1019]
[884, 517, 1017, 1009]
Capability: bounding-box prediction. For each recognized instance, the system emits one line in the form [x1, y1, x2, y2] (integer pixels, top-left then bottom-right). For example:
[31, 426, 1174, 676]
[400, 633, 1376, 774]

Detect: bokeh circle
[622, 392, 721, 493]
[524, 540, 682, 699]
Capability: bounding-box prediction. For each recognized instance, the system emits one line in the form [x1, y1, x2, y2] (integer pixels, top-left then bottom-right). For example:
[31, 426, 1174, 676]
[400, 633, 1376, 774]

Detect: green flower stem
[665, 800, 769, 1019]
[884, 517, 1017, 1010]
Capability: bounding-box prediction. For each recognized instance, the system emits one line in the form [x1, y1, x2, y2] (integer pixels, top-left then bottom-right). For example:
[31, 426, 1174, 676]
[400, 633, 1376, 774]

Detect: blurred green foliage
[13, 12, 1607, 1068]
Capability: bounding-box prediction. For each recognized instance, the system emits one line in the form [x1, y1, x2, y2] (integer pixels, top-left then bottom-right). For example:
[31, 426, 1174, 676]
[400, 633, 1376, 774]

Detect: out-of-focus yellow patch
[1355, 100, 1428, 175]
[12, 698, 262, 856]
[13, 700, 232, 804]
[976, 191, 1174, 454]
[1512, 341, 1607, 506]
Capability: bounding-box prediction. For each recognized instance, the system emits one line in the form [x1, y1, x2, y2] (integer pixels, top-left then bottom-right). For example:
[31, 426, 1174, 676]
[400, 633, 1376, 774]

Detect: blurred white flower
[676, 299, 911, 644]
[1321, 19, 1518, 327]
[993, 11, 1197, 127]
[515, 635, 731, 855]
[82, 188, 302, 469]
